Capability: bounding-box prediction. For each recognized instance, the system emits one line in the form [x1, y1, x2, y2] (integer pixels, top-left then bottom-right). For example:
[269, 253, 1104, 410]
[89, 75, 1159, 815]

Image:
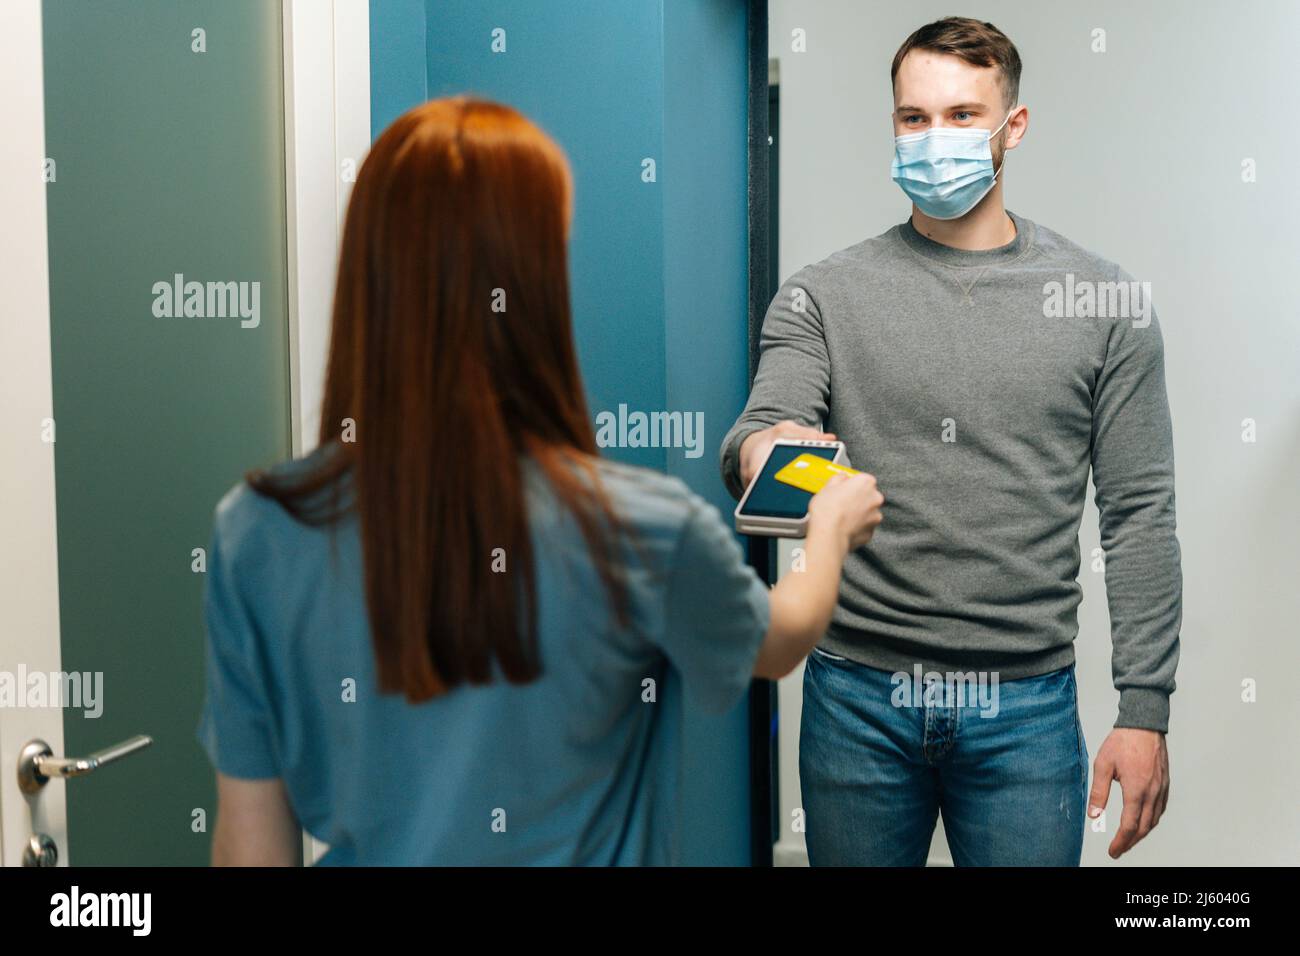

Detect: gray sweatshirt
[720, 210, 1181, 733]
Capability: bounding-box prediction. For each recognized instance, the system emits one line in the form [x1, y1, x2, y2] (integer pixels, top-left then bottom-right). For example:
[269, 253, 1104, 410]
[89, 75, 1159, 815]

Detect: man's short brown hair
[891, 17, 1022, 109]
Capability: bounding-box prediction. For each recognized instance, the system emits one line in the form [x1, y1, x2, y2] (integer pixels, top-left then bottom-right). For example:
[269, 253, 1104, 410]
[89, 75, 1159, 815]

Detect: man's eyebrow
[894, 102, 990, 114]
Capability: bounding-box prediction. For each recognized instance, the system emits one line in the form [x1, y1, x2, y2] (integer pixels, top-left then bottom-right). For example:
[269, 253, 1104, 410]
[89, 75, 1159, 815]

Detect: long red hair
[249, 96, 630, 700]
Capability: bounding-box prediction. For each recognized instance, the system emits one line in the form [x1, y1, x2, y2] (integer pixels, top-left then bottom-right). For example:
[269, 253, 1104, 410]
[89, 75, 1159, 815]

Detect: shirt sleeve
[1090, 267, 1183, 733]
[195, 513, 280, 778]
[719, 272, 832, 500]
[655, 491, 772, 715]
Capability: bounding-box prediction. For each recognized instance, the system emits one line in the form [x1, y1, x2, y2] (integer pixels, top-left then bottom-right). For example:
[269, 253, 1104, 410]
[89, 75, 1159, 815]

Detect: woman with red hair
[196, 96, 882, 865]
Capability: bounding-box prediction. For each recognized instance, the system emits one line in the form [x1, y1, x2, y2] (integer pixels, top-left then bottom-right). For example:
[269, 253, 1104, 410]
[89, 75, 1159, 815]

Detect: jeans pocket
[811, 646, 849, 663]
[1069, 668, 1089, 790]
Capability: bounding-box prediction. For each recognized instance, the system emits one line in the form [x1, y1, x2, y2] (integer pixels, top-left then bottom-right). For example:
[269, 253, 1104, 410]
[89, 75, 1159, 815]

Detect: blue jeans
[799, 648, 1089, 866]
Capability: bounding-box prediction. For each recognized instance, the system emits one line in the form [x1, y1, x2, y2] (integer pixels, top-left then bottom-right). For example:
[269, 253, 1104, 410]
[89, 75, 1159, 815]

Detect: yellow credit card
[774, 453, 860, 494]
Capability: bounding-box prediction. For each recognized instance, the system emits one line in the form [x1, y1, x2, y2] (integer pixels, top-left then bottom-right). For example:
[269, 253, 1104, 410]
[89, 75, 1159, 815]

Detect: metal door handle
[23, 834, 58, 867]
[17, 735, 153, 795]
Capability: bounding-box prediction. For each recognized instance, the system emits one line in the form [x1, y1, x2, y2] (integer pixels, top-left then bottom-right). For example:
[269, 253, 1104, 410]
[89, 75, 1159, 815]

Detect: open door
[0, 0, 367, 867]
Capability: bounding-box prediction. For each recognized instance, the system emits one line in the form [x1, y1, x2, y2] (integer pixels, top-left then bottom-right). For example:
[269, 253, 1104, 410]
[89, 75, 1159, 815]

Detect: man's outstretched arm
[720, 276, 835, 499]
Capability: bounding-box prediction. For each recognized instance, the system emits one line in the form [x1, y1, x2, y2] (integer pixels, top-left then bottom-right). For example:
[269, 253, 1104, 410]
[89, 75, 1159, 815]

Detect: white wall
[770, 0, 1300, 866]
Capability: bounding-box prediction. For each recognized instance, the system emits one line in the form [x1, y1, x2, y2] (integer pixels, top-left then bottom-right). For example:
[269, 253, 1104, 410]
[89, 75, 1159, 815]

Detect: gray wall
[770, 0, 1300, 866]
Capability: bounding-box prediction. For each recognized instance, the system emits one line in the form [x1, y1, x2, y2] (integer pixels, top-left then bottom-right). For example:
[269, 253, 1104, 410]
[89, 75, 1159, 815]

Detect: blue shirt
[195, 449, 770, 865]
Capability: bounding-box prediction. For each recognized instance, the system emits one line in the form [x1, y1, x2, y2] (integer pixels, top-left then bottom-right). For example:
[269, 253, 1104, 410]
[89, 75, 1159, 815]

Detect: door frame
[283, 0, 371, 462]
[743, 0, 774, 868]
[0, 0, 68, 869]
[0, 0, 371, 867]
[281, 0, 372, 864]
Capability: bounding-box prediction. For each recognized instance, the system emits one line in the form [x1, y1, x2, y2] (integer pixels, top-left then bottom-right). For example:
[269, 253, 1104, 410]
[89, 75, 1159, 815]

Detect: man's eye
[954, 112, 972, 122]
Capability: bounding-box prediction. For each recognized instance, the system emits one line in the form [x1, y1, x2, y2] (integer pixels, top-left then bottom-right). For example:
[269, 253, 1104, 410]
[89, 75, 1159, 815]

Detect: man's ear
[1004, 105, 1029, 150]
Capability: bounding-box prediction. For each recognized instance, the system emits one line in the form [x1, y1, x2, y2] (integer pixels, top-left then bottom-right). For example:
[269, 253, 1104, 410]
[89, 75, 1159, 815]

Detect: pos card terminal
[734, 438, 850, 537]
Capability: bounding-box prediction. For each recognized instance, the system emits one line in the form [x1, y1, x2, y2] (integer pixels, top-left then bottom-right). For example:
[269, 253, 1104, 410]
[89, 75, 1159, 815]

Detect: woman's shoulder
[212, 444, 344, 558]
[526, 452, 704, 526]
[589, 456, 694, 504]
[573, 456, 722, 545]
[523, 455, 732, 592]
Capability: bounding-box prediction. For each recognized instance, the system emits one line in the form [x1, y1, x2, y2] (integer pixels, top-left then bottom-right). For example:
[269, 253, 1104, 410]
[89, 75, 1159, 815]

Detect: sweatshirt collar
[897, 209, 1034, 267]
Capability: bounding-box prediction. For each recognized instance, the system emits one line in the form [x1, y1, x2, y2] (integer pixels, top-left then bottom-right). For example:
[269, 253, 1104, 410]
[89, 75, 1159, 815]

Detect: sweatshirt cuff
[1115, 688, 1170, 734]
[720, 424, 767, 501]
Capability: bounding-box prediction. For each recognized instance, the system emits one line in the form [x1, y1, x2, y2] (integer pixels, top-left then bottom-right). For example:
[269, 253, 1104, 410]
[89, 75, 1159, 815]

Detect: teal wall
[370, 0, 754, 863]
[662, 0, 753, 867]
[369, 0, 427, 135]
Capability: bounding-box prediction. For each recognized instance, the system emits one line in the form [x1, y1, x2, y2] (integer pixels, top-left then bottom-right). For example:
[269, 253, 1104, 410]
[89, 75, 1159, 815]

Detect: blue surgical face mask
[890, 111, 1013, 220]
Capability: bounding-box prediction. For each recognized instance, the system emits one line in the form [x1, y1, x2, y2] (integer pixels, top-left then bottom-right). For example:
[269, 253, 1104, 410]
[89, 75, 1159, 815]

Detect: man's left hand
[1088, 728, 1170, 859]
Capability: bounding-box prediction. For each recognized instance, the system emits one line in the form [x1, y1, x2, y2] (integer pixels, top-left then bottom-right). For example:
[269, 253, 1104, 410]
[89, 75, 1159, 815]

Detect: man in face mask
[720, 17, 1180, 866]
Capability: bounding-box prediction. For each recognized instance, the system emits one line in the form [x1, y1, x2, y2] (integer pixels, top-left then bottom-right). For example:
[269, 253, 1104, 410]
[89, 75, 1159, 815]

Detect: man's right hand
[738, 420, 838, 488]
